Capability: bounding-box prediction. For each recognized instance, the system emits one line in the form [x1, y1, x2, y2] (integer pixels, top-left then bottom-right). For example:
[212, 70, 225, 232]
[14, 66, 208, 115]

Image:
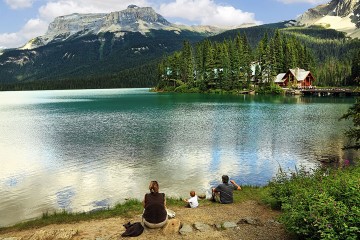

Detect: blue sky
[0, 0, 329, 49]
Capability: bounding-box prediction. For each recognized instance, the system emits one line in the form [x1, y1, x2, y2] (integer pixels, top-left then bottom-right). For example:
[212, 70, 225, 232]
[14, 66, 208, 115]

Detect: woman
[142, 180, 168, 228]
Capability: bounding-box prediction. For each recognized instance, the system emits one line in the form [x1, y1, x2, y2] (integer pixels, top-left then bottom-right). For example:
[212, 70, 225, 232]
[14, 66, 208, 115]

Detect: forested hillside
[1, 23, 359, 91]
[157, 26, 360, 92]
[0, 30, 207, 91]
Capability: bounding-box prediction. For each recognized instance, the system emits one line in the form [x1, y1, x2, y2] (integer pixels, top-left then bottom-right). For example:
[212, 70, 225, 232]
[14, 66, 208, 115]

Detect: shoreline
[0, 199, 294, 240]
[0, 186, 266, 232]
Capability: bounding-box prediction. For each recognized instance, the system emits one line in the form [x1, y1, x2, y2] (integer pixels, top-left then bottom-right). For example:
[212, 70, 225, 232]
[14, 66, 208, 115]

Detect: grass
[0, 186, 268, 233]
[0, 199, 143, 233]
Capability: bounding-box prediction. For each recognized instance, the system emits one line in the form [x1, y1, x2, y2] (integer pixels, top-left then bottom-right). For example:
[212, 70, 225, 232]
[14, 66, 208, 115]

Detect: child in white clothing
[184, 190, 199, 208]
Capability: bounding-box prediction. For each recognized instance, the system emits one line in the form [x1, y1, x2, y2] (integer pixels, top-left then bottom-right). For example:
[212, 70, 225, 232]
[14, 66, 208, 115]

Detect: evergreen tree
[180, 40, 194, 84]
[203, 40, 215, 85]
[242, 34, 253, 89]
[194, 43, 204, 84]
[350, 49, 360, 85]
[228, 39, 240, 89]
[341, 98, 360, 150]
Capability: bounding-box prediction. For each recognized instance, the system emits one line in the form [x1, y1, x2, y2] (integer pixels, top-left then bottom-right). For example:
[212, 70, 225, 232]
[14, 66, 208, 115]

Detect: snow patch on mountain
[297, 0, 360, 38]
[19, 5, 239, 50]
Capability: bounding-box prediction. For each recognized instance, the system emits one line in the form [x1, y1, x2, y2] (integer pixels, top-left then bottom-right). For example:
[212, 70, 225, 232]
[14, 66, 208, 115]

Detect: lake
[0, 88, 357, 227]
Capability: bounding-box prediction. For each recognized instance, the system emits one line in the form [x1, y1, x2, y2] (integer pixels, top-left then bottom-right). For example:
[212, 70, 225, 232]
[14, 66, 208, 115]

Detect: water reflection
[0, 89, 357, 227]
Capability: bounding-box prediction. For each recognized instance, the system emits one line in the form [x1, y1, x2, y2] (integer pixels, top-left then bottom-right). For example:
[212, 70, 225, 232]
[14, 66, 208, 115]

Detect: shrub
[174, 84, 189, 93]
[256, 84, 285, 95]
[267, 165, 360, 239]
[162, 86, 176, 92]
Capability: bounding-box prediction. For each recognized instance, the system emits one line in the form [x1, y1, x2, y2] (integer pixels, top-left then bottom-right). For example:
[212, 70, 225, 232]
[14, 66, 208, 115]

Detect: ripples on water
[0, 89, 357, 226]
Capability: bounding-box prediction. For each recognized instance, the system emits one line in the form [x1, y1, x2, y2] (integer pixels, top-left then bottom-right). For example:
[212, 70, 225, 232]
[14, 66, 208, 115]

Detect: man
[212, 175, 241, 204]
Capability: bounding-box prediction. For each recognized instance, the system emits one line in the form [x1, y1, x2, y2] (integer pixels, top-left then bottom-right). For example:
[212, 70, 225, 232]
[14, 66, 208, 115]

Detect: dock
[299, 88, 359, 97]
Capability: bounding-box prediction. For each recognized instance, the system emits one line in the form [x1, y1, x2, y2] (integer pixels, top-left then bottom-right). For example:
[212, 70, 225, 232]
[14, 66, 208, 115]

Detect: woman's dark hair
[149, 181, 159, 193]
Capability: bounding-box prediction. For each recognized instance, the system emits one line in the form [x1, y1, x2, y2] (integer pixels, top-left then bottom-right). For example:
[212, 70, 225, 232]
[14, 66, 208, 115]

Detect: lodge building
[275, 68, 315, 88]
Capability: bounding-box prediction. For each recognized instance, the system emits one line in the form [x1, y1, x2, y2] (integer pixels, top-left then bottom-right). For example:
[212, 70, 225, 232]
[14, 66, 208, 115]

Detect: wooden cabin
[275, 68, 315, 88]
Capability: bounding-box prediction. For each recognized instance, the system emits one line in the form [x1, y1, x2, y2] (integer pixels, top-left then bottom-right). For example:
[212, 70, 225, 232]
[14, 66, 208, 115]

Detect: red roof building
[275, 68, 315, 88]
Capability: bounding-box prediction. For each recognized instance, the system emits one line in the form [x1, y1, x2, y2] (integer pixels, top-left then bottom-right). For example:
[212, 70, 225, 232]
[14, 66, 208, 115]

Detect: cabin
[275, 68, 315, 88]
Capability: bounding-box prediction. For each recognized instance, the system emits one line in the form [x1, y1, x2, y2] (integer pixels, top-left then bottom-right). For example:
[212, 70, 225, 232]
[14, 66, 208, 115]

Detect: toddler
[184, 190, 199, 208]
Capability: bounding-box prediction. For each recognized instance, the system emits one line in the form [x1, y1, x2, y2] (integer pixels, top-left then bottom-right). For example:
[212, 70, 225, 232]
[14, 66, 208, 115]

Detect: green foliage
[174, 83, 190, 93]
[340, 98, 360, 150]
[267, 166, 360, 239]
[233, 186, 268, 203]
[315, 57, 352, 87]
[282, 26, 346, 40]
[1, 23, 359, 90]
[256, 84, 285, 95]
[0, 62, 159, 91]
[0, 199, 143, 232]
[212, 25, 360, 87]
[350, 49, 360, 85]
[0, 29, 209, 89]
[158, 30, 312, 92]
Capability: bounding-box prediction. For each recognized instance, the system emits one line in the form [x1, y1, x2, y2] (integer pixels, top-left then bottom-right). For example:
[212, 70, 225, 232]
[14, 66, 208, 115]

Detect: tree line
[157, 29, 360, 92]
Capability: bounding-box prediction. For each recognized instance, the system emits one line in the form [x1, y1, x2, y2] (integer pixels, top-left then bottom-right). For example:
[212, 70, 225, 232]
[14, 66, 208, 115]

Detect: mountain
[0, 5, 231, 87]
[296, 0, 360, 38]
[1, 3, 358, 90]
[21, 5, 228, 50]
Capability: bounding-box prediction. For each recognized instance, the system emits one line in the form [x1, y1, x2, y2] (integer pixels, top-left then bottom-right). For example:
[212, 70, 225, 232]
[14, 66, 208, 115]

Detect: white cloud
[277, 0, 328, 4]
[159, 0, 260, 26]
[0, 0, 150, 48]
[0, 0, 260, 48]
[0, 18, 48, 48]
[21, 18, 49, 39]
[5, 0, 34, 9]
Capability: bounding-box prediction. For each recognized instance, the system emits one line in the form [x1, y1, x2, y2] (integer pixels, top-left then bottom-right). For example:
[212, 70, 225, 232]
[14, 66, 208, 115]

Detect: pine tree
[203, 40, 215, 86]
[180, 40, 194, 84]
[228, 39, 240, 89]
[350, 49, 360, 85]
[341, 98, 360, 149]
[242, 34, 253, 89]
[194, 43, 204, 84]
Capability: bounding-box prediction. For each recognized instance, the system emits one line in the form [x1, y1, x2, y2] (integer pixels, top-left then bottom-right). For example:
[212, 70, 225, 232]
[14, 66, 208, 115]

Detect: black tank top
[143, 192, 167, 223]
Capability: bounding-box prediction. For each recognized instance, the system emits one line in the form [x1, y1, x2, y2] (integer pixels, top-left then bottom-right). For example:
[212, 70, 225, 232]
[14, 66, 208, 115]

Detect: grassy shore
[1, 165, 358, 239]
[0, 186, 267, 234]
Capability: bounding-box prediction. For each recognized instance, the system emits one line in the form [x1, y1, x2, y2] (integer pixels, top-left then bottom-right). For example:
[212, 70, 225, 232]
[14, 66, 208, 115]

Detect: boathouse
[275, 68, 315, 88]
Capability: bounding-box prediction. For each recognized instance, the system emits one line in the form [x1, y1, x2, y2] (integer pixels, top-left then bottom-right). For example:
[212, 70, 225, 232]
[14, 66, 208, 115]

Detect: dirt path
[0, 200, 294, 240]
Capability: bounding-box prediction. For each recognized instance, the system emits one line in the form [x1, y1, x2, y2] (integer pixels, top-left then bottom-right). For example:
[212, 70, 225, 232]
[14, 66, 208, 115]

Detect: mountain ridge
[21, 5, 234, 50]
[296, 0, 360, 38]
[0, 3, 359, 90]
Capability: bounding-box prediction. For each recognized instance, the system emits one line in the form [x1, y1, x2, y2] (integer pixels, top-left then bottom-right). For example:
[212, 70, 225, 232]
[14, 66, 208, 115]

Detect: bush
[256, 84, 285, 95]
[267, 165, 360, 239]
[187, 87, 201, 93]
[209, 89, 224, 94]
[162, 86, 176, 92]
[174, 84, 190, 93]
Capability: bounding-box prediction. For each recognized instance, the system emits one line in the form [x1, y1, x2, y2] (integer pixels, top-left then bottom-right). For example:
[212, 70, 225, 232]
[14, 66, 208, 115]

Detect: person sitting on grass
[183, 190, 199, 208]
[142, 180, 168, 228]
[211, 175, 241, 204]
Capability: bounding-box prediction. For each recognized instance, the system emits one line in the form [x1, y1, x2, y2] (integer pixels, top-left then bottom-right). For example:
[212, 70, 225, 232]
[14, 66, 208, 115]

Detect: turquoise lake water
[0, 88, 357, 226]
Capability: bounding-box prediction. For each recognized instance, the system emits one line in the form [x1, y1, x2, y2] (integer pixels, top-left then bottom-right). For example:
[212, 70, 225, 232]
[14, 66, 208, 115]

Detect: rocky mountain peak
[297, 0, 359, 23]
[296, 0, 360, 38]
[102, 5, 171, 30]
[332, 0, 359, 17]
[47, 13, 106, 36]
[21, 5, 228, 50]
[45, 6, 170, 37]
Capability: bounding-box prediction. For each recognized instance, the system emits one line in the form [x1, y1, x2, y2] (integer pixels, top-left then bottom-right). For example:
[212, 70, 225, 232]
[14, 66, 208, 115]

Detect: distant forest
[1, 26, 359, 91]
[0, 63, 157, 91]
[156, 27, 360, 93]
